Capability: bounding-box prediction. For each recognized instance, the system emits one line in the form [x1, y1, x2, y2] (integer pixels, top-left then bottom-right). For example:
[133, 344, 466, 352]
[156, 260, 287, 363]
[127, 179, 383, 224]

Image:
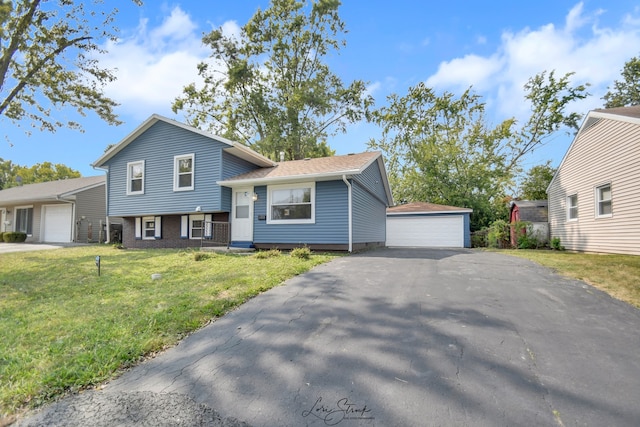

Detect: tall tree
[0, 0, 141, 136]
[369, 71, 589, 230]
[0, 158, 81, 189]
[172, 0, 371, 161]
[602, 55, 640, 108]
[518, 161, 556, 200]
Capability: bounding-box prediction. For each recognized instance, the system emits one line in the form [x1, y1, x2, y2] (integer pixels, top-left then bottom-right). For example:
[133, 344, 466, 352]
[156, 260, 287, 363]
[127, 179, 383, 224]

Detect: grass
[501, 249, 640, 308]
[0, 246, 338, 418]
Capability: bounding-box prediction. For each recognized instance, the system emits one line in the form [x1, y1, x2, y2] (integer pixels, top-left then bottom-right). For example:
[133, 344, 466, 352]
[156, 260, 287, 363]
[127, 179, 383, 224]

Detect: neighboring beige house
[0, 176, 107, 243]
[547, 106, 640, 255]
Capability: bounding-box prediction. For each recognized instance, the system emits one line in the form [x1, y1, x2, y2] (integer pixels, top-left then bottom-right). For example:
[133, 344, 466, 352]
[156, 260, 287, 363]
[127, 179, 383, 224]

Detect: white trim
[135, 217, 142, 239]
[180, 215, 189, 238]
[566, 194, 578, 221]
[189, 214, 205, 239]
[154, 216, 162, 239]
[266, 182, 315, 224]
[141, 216, 156, 240]
[15, 205, 34, 236]
[173, 153, 195, 192]
[126, 160, 145, 195]
[595, 183, 612, 218]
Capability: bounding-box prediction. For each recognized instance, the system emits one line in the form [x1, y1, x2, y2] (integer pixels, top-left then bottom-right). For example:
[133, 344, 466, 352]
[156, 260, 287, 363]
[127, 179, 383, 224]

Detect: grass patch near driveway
[0, 246, 338, 417]
[502, 250, 640, 308]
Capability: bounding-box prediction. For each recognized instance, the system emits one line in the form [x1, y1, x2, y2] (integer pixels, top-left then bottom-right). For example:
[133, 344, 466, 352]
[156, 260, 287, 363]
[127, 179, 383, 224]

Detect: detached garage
[386, 202, 472, 248]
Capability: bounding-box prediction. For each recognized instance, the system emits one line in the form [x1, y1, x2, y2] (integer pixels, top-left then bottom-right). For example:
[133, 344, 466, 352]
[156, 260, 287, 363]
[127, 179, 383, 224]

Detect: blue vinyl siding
[221, 151, 261, 212]
[104, 121, 236, 216]
[353, 159, 390, 205]
[352, 180, 387, 243]
[253, 180, 349, 244]
[463, 213, 471, 248]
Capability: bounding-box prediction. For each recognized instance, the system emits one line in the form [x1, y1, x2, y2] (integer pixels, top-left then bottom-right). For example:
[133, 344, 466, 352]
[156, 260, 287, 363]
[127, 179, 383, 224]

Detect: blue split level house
[91, 114, 393, 251]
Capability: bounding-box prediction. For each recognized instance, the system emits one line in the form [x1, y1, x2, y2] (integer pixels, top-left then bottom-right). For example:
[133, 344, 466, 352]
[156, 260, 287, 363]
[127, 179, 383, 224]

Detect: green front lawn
[502, 249, 640, 308]
[0, 246, 338, 418]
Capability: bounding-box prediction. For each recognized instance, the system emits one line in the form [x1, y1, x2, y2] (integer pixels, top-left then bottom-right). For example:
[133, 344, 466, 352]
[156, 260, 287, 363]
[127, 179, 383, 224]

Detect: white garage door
[43, 204, 73, 242]
[386, 215, 463, 248]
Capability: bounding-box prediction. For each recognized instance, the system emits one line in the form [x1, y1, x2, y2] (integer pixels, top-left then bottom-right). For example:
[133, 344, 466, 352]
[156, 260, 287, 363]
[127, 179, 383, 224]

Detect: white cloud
[97, 7, 239, 121]
[425, 2, 640, 122]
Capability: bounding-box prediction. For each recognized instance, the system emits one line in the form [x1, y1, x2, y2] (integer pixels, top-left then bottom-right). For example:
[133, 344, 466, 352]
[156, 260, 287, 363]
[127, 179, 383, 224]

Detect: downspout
[342, 175, 352, 253]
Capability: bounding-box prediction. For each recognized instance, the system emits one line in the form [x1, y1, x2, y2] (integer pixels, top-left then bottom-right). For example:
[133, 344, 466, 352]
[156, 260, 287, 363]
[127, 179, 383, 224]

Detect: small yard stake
[95, 255, 101, 276]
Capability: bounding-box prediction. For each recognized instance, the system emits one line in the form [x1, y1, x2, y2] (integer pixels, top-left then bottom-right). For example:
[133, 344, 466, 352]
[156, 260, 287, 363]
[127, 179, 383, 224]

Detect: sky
[2, 0, 640, 179]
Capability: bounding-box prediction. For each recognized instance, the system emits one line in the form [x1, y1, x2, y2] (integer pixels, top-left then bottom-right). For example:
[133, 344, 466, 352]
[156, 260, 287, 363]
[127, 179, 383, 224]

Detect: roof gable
[547, 106, 640, 192]
[91, 114, 275, 169]
[0, 176, 105, 204]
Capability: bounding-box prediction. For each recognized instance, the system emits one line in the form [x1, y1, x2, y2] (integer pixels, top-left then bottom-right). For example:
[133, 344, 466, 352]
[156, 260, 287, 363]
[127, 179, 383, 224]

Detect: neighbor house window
[267, 182, 315, 224]
[127, 161, 145, 195]
[567, 194, 578, 220]
[174, 154, 194, 191]
[596, 184, 612, 217]
[15, 206, 33, 235]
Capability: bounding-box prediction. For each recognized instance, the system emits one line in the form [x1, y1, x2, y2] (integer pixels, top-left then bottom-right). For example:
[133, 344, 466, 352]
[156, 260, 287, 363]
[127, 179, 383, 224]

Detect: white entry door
[231, 188, 254, 242]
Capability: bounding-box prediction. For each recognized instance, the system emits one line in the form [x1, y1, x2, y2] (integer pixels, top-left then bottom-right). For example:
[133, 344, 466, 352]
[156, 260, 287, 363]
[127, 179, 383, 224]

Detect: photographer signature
[302, 396, 374, 425]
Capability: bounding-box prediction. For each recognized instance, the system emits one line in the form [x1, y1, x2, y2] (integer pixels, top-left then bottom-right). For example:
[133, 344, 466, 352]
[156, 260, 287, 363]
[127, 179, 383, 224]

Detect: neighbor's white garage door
[43, 204, 73, 242]
[386, 215, 463, 248]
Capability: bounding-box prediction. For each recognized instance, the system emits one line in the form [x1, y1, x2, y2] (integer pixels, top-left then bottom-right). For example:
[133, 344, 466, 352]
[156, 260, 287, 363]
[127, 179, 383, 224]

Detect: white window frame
[595, 183, 612, 218]
[173, 153, 195, 192]
[142, 216, 156, 240]
[189, 214, 205, 239]
[15, 205, 34, 235]
[567, 194, 578, 221]
[127, 160, 145, 195]
[267, 182, 315, 224]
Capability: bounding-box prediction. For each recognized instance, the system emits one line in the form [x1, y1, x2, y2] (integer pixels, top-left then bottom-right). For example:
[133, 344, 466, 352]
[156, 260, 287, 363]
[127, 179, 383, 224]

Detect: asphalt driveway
[16, 248, 640, 426]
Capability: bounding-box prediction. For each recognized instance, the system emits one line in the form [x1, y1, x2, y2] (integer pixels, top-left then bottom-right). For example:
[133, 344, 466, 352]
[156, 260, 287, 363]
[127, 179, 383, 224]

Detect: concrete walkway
[15, 248, 640, 426]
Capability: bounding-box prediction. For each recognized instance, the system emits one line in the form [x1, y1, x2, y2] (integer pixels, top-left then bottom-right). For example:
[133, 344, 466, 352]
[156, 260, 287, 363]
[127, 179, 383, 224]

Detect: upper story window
[596, 184, 612, 217]
[567, 194, 578, 220]
[174, 154, 194, 191]
[267, 182, 315, 224]
[15, 206, 33, 235]
[127, 161, 145, 195]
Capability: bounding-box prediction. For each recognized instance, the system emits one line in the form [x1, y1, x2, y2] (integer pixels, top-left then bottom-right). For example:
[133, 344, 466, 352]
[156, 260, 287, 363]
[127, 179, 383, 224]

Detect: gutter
[342, 175, 352, 253]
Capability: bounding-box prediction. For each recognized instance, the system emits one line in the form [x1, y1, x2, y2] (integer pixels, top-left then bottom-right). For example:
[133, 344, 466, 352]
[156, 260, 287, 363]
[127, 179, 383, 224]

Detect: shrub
[254, 248, 281, 259]
[487, 220, 510, 248]
[471, 228, 488, 248]
[290, 246, 311, 259]
[3, 232, 27, 242]
[193, 252, 211, 261]
[550, 237, 565, 251]
[0, 232, 4, 242]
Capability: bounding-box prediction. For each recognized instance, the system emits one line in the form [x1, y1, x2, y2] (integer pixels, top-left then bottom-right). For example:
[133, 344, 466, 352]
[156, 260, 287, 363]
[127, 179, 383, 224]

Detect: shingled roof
[219, 151, 382, 183]
[387, 202, 472, 214]
[0, 176, 105, 204]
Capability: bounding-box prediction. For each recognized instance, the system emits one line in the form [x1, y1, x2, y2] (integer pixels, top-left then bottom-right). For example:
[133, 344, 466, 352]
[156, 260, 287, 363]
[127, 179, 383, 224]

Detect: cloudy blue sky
[2, 0, 640, 177]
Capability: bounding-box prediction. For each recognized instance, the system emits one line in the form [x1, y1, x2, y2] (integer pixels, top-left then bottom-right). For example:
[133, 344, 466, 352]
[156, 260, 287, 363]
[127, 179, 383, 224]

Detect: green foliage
[603, 55, 640, 108]
[518, 161, 556, 200]
[487, 220, 510, 249]
[369, 70, 588, 230]
[368, 84, 513, 230]
[290, 246, 312, 259]
[0, 0, 142, 136]
[0, 158, 81, 189]
[254, 248, 281, 259]
[173, 0, 371, 161]
[471, 229, 488, 248]
[2, 231, 26, 242]
[0, 231, 4, 242]
[550, 237, 565, 251]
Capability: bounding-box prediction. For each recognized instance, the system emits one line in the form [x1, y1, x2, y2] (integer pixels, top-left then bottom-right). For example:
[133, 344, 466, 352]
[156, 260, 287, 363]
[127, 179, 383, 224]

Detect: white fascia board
[387, 210, 473, 216]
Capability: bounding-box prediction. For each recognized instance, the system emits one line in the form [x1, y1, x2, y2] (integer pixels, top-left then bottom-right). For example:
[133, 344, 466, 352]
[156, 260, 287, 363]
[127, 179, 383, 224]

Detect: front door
[231, 188, 254, 242]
